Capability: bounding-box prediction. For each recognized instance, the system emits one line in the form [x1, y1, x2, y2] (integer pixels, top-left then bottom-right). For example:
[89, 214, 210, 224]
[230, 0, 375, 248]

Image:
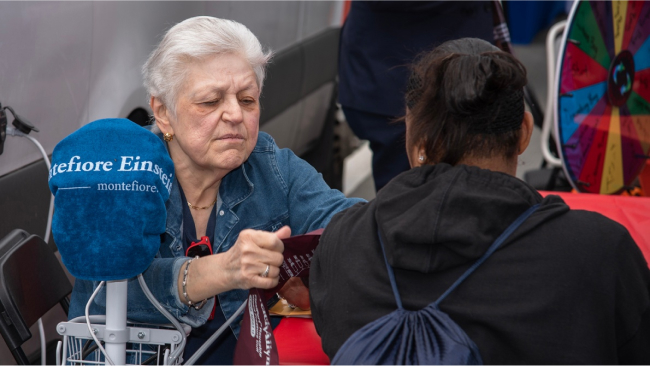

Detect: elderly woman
[68, 16, 363, 364]
[310, 38, 650, 364]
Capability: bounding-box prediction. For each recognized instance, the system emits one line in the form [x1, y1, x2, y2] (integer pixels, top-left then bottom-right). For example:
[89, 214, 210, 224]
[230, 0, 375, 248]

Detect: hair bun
[405, 38, 528, 166]
[441, 51, 526, 118]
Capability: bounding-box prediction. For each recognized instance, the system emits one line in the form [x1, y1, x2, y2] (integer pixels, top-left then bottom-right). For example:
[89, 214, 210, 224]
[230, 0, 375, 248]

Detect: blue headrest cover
[48, 118, 174, 281]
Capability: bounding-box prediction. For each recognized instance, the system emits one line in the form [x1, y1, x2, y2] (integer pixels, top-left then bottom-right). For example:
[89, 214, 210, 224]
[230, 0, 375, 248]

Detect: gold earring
[163, 133, 173, 142]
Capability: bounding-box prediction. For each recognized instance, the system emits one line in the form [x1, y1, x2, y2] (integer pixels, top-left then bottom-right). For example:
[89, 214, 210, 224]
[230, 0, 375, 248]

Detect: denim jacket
[68, 131, 364, 337]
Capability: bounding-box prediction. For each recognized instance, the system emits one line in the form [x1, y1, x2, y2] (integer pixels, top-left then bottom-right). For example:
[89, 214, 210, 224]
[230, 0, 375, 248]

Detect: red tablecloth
[274, 192, 650, 365]
[540, 191, 650, 265]
[274, 317, 329, 365]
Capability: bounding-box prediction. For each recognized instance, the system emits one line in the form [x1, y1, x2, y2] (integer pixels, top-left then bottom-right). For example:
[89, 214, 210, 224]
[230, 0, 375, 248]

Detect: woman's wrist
[176, 253, 233, 305]
[178, 256, 208, 307]
[181, 256, 207, 310]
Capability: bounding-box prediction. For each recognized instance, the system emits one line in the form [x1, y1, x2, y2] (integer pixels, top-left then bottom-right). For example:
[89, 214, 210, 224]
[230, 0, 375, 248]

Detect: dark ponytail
[405, 38, 527, 166]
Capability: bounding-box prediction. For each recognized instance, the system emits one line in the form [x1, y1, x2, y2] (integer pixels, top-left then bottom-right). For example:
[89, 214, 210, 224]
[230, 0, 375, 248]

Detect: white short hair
[143, 16, 272, 114]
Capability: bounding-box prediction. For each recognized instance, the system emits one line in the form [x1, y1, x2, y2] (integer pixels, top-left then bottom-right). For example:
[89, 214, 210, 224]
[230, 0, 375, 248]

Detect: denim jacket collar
[163, 136, 274, 256]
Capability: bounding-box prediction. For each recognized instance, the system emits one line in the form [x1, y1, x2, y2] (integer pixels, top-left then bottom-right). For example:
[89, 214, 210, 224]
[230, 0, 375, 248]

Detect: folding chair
[0, 229, 72, 364]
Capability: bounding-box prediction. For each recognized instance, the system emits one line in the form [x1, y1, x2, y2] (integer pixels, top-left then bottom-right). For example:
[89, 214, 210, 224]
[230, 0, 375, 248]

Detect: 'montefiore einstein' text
[49, 155, 173, 193]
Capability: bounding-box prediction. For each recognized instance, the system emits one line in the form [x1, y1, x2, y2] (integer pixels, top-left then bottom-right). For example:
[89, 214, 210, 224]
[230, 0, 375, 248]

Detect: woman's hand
[223, 225, 291, 290]
[178, 226, 291, 306]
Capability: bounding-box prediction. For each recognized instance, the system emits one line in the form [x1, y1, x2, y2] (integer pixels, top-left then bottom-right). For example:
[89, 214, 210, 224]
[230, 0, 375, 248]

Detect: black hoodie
[310, 164, 650, 364]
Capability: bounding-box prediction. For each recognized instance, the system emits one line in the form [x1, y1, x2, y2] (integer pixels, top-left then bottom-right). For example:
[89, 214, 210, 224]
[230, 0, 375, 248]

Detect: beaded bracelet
[182, 256, 206, 310]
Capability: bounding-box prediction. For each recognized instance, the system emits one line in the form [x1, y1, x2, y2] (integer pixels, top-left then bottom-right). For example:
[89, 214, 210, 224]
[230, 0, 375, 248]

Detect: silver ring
[261, 264, 270, 278]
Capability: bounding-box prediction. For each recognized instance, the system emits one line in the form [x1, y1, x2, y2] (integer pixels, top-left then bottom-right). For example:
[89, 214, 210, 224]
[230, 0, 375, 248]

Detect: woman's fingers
[239, 229, 285, 255]
[232, 228, 287, 289]
[248, 265, 282, 289]
[237, 230, 284, 267]
[274, 225, 292, 240]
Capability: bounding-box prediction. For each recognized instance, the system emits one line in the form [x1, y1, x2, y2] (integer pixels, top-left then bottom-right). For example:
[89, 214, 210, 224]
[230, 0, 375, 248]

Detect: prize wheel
[555, 0, 650, 194]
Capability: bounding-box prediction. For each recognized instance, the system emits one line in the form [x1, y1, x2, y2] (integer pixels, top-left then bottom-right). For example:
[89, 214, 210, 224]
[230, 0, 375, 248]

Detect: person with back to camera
[66, 16, 364, 364]
[339, 1, 493, 191]
[310, 38, 650, 364]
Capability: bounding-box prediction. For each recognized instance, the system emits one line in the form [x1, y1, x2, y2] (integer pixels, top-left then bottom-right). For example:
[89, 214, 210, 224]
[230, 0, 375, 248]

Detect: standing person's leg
[342, 106, 411, 191]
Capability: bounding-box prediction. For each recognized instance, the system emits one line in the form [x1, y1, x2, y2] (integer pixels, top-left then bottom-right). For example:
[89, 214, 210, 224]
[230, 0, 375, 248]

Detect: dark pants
[342, 106, 411, 191]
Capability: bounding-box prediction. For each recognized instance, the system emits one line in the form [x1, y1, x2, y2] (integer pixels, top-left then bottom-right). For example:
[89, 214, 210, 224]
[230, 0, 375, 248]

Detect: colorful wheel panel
[555, 0, 650, 194]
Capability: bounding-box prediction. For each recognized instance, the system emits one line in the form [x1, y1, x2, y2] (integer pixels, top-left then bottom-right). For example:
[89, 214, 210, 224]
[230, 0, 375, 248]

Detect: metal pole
[491, 0, 545, 129]
[104, 280, 128, 365]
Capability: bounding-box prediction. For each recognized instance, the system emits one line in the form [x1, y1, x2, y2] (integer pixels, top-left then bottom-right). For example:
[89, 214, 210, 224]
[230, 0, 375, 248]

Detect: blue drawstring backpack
[332, 204, 540, 365]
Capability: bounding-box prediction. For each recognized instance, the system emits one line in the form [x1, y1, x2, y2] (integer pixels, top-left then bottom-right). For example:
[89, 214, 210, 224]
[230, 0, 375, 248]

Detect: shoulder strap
[377, 228, 404, 309]
[376, 203, 540, 311]
[433, 203, 540, 308]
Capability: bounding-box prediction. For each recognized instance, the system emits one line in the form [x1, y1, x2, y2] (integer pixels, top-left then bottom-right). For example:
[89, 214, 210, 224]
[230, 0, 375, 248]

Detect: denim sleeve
[274, 146, 365, 233]
[67, 257, 214, 328]
[135, 256, 215, 327]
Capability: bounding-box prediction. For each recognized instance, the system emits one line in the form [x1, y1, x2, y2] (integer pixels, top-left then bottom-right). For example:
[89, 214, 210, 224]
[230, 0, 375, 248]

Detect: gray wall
[0, 1, 343, 177]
